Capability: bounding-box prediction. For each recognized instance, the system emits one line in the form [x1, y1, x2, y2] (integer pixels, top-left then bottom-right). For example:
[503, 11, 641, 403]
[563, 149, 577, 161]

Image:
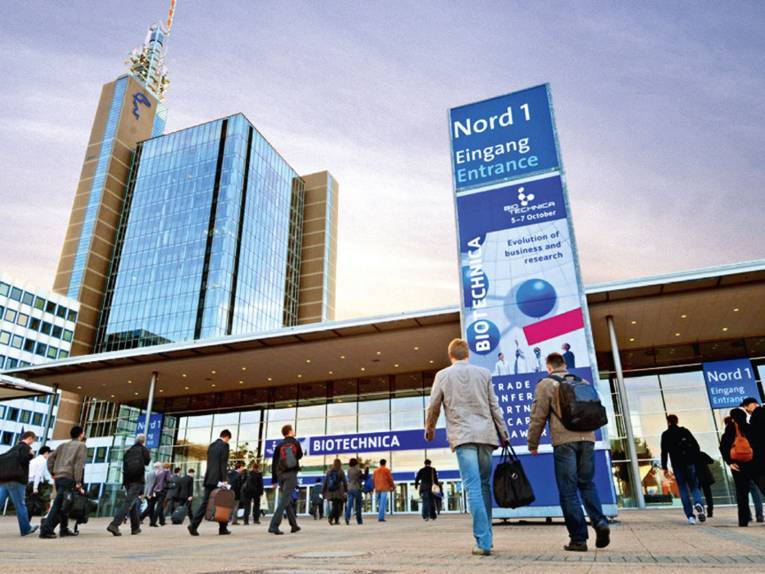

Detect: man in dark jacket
[177, 468, 195, 518]
[268, 424, 303, 535]
[107, 434, 151, 536]
[661, 414, 706, 524]
[240, 462, 264, 524]
[228, 462, 246, 525]
[188, 430, 231, 536]
[0, 431, 37, 536]
[414, 459, 440, 522]
[741, 397, 765, 491]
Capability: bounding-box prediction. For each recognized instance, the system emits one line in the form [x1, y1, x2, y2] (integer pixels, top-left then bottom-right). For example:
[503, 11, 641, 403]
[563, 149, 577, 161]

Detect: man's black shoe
[107, 523, 122, 536]
[219, 529, 231, 535]
[39, 532, 56, 539]
[595, 523, 611, 549]
[60, 529, 78, 537]
[131, 528, 142, 535]
[149, 523, 159, 528]
[291, 525, 301, 533]
[269, 528, 284, 535]
[188, 525, 199, 536]
[564, 541, 588, 552]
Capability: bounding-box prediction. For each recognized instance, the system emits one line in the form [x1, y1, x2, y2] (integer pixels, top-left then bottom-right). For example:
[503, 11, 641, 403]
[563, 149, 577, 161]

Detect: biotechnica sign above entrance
[264, 428, 449, 458]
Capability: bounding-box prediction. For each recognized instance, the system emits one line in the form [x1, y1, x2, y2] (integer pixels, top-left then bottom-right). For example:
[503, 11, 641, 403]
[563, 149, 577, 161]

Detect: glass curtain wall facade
[96, 114, 303, 352]
[600, 336, 765, 509]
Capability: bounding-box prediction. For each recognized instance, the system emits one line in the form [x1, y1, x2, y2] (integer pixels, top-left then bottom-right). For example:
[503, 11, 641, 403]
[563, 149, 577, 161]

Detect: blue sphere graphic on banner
[516, 279, 557, 318]
[466, 319, 500, 355]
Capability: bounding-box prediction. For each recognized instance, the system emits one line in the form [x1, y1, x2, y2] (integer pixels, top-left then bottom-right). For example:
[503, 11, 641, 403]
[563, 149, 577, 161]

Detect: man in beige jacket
[527, 352, 609, 552]
[40, 426, 87, 538]
[425, 338, 509, 556]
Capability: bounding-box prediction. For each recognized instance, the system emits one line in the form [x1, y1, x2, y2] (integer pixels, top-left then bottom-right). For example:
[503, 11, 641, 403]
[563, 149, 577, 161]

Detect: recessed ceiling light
[159, 389, 164, 393]
[394, 363, 399, 368]
[182, 373, 187, 378]
[211, 370, 216, 375]
[722, 327, 729, 332]
[675, 332, 681, 337]
[127, 380, 132, 384]
[429, 360, 434, 364]
[629, 337, 635, 342]
[238, 380, 244, 385]
[680, 314, 687, 319]
[376, 351, 382, 356]
[297, 374, 302, 378]
[211, 383, 216, 388]
[413, 346, 420, 351]
[241, 367, 247, 371]
[134, 392, 139, 396]
[340, 355, 346, 360]
[328, 370, 334, 375]
[184, 386, 189, 390]
[360, 367, 366, 372]
[305, 359, 311, 364]
[267, 377, 272, 382]
[110, 394, 115, 398]
[76, 385, 82, 390]
[733, 308, 740, 312]
[630, 320, 637, 325]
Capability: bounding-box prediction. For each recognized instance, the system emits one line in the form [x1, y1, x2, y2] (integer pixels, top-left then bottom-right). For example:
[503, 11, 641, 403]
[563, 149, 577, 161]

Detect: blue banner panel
[449, 84, 559, 190]
[264, 428, 450, 458]
[703, 359, 760, 409]
[136, 413, 163, 449]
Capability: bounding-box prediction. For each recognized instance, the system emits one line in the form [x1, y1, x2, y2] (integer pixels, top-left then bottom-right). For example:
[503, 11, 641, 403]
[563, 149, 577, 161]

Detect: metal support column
[144, 371, 158, 442]
[607, 315, 646, 509]
[40, 384, 59, 449]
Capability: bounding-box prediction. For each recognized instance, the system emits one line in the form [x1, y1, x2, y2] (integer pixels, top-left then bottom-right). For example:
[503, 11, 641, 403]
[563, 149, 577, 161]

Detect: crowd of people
[1, 337, 763, 557]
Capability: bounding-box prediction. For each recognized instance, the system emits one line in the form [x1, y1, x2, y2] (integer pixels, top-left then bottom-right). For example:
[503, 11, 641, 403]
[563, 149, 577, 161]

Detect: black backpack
[326, 469, 340, 492]
[676, 431, 699, 461]
[0, 444, 26, 483]
[550, 374, 608, 432]
[123, 446, 146, 483]
[277, 442, 299, 473]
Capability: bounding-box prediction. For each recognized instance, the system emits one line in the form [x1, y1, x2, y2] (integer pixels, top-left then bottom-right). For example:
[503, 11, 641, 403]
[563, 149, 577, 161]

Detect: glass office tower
[96, 114, 304, 352]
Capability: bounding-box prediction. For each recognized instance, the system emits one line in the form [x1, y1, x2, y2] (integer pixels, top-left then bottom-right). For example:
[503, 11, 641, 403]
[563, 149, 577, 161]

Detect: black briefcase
[493, 446, 535, 508]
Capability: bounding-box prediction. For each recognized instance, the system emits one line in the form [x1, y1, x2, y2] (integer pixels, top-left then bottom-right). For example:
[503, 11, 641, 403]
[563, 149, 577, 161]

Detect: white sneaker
[687, 517, 696, 525]
[694, 503, 706, 522]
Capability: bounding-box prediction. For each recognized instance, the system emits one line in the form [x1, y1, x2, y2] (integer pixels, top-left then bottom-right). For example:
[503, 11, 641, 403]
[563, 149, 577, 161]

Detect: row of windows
[1, 305, 74, 342]
[0, 282, 77, 323]
[0, 404, 52, 428]
[0, 335, 70, 361]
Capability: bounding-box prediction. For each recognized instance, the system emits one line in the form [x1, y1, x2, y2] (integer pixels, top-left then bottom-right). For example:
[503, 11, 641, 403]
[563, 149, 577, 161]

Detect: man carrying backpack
[0, 431, 38, 537]
[268, 424, 302, 535]
[107, 434, 151, 536]
[528, 352, 610, 552]
[661, 414, 706, 525]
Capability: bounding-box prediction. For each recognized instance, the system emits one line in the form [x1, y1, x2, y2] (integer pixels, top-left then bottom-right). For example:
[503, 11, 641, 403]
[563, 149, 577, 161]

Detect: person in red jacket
[373, 459, 395, 522]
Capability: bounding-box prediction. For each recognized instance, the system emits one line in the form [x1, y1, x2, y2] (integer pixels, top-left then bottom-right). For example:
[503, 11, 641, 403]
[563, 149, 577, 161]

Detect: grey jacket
[527, 368, 596, 450]
[425, 361, 509, 450]
[47, 440, 87, 483]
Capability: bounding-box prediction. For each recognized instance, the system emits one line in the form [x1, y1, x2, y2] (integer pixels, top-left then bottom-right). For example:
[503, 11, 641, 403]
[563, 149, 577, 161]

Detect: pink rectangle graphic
[523, 307, 585, 345]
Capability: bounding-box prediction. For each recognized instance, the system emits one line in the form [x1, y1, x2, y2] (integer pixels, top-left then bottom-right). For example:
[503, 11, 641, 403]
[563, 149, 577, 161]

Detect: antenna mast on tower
[125, 0, 177, 101]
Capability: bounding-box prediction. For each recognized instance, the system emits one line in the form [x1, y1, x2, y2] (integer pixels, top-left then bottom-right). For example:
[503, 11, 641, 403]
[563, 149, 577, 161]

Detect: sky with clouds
[0, 1, 763, 320]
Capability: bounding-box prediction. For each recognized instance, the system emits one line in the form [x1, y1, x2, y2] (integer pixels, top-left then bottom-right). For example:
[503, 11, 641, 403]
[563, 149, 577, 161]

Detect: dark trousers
[111, 482, 143, 531]
[421, 490, 437, 520]
[700, 482, 714, 516]
[329, 498, 344, 524]
[311, 500, 324, 519]
[41, 477, 75, 535]
[269, 473, 298, 531]
[140, 492, 166, 525]
[240, 493, 261, 523]
[733, 470, 754, 526]
[190, 486, 227, 533]
[553, 441, 606, 543]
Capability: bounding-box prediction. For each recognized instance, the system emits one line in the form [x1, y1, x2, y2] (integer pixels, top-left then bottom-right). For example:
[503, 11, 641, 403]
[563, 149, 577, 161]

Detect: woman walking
[345, 458, 367, 525]
[720, 410, 757, 527]
[322, 458, 347, 525]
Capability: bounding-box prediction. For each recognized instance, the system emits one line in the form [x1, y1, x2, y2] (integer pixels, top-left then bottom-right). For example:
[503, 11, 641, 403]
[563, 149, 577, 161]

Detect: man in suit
[177, 468, 195, 518]
[188, 430, 231, 536]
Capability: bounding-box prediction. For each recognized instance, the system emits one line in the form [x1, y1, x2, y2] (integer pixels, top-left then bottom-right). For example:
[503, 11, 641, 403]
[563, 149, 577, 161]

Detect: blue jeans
[455, 443, 494, 551]
[377, 491, 389, 520]
[421, 490, 436, 520]
[345, 489, 362, 524]
[0, 481, 33, 535]
[553, 441, 606, 543]
[673, 464, 703, 518]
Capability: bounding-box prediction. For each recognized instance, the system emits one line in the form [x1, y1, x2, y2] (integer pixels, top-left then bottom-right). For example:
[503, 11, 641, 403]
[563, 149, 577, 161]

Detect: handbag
[493, 446, 535, 508]
[730, 421, 754, 463]
[430, 468, 441, 495]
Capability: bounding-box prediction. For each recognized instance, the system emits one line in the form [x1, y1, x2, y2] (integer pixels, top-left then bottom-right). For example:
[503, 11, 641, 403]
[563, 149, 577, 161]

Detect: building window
[0, 305, 4, 317]
[94, 447, 108, 463]
[46, 346, 58, 359]
[56, 306, 67, 319]
[51, 325, 63, 339]
[23, 339, 35, 352]
[21, 292, 34, 306]
[0, 282, 9, 297]
[10, 287, 22, 301]
[0, 355, 5, 368]
[0, 331, 11, 345]
[45, 301, 56, 314]
[62, 329, 73, 342]
[58, 350, 70, 359]
[11, 335, 23, 349]
[6, 407, 19, 421]
[33, 296, 45, 310]
[3, 308, 16, 322]
[29, 317, 41, 331]
[1, 432, 13, 446]
[19, 410, 31, 424]
[32, 412, 43, 426]
[17, 360, 29, 367]
[5, 358, 18, 369]
[35, 342, 47, 356]
[67, 309, 77, 322]
[16, 313, 29, 327]
[40, 322, 52, 335]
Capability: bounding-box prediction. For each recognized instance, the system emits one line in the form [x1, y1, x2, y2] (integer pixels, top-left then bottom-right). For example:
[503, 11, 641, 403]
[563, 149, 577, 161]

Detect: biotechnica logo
[132, 92, 151, 119]
[503, 184, 556, 215]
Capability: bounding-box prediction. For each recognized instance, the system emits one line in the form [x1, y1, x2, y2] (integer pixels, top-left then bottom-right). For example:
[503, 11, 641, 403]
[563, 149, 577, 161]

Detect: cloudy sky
[0, 1, 763, 320]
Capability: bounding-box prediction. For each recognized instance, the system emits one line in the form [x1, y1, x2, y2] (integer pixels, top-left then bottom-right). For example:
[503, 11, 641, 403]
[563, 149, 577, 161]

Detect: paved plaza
[2, 507, 765, 573]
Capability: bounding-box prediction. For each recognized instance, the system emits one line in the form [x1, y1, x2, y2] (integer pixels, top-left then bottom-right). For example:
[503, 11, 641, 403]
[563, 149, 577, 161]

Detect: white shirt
[28, 454, 48, 491]
[493, 359, 512, 376]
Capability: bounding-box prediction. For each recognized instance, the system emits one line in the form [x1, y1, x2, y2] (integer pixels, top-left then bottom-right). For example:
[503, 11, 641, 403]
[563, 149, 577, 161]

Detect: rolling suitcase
[171, 504, 188, 524]
[205, 488, 235, 523]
